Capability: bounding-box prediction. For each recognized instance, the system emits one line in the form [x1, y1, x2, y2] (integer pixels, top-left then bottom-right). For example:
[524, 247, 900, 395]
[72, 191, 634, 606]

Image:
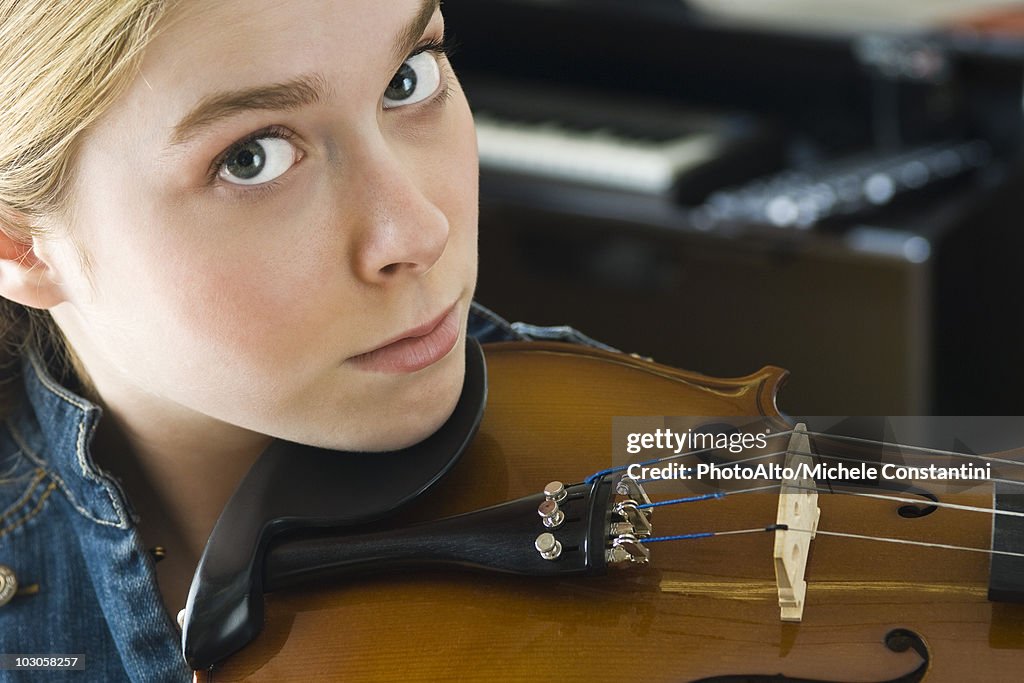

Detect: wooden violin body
[196, 342, 1024, 682]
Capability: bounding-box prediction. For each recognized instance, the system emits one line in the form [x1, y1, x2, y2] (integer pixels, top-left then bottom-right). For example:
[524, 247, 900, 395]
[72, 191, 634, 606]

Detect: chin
[348, 345, 468, 453]
[368, 383, 464, 452]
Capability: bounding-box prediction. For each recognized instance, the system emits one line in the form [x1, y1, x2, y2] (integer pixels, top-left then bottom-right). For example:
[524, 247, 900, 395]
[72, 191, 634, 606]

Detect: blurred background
[444, 0, 1024, 415]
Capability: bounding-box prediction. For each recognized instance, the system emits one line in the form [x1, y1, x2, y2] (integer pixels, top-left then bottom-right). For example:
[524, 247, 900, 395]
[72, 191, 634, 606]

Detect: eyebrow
[167, 0, 441, 147]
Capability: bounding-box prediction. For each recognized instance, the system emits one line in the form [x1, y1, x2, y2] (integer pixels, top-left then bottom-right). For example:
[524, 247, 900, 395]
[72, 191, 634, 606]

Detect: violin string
[631, 467, 1024, 519]
[597, 438, 1024, 502]
[636, 484, 782, 510]
[718, 434, 1022, 477]
[790, 527, 1024, 559]
[603, 434, 910, 485]
[640, 525, 783, 544]
[608, 429, 1024, 557]
[585, 429, 800, 483]
[588, 424, 1024, 485]
[633, 448, 794, 482]
[589, 426, 1024, 528]
[637, 523, 1024, 559]
[774, 446, 1024, 489]
[798, 430, 1024, 469]
[633, 441, 1024, 490]
[632, 476, 1024, 519]
[629, 437, 1024, 503]
[789, 483, 1024, 519]
[589, 426, 1023, 484]
[754, 428, 1023, 469]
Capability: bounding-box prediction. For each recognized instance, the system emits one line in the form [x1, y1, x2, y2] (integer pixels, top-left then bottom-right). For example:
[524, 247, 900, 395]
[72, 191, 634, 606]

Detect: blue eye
[218, 136, 297, 186]
[383, 51, 441, 108]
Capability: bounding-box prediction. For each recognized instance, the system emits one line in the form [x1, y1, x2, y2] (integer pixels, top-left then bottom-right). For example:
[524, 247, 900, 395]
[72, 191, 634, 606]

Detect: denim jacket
[0, 302, 614, 682]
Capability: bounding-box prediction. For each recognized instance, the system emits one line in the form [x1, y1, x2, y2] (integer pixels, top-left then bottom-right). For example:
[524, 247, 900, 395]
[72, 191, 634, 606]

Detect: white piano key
[474, 115, 721, 195]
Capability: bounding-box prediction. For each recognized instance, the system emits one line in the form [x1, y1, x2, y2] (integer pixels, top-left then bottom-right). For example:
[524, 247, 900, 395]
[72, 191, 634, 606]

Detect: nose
[349, 145, 450, 285]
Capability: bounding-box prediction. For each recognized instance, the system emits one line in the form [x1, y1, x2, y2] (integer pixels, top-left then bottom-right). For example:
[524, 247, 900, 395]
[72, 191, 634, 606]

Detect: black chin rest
[181, 337, 487, 670]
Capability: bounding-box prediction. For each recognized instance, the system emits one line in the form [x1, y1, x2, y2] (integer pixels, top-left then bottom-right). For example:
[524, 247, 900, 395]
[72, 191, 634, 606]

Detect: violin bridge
[773, 423, 820, 622]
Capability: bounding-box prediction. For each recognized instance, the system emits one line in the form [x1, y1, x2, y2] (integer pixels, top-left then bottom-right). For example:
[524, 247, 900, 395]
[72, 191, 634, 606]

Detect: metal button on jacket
[0, 565, 17, 607]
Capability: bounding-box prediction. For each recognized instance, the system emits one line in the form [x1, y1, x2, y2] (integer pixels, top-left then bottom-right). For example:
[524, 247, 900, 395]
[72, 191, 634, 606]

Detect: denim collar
[7, 347, 132, 528]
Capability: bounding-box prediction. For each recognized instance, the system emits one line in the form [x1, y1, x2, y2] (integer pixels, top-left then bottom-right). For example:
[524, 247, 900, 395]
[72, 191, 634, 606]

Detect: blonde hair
[0, 0, 172, 411]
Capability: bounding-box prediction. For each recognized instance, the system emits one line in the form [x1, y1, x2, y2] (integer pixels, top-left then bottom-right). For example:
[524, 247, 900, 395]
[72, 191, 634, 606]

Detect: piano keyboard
[467, 80, 780, 201]
[475, 114, 725, 195]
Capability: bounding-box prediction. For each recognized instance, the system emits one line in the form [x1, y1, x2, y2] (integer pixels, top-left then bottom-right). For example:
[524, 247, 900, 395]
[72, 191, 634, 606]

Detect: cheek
[156, 243, 346, 373]
[81, 199, 340, 383]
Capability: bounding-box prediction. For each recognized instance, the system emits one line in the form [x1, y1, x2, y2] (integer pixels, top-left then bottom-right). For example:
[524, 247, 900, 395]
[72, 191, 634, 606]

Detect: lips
[348, 301, 461, 374]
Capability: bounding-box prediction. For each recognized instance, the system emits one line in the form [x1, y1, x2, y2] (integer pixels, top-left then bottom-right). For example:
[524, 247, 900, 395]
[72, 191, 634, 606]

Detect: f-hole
[689, 628, 929, 683]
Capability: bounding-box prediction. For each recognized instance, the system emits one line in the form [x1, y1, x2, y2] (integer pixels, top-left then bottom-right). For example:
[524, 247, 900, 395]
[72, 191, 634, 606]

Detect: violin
[185, 340, 1024, 682]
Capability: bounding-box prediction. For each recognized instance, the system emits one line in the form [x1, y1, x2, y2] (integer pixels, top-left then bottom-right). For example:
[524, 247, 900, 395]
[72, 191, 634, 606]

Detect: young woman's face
[43, 0, 478, 451]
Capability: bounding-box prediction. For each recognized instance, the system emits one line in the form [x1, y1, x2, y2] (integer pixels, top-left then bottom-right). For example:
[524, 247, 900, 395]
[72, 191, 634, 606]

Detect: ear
[0, 209, 68, 310]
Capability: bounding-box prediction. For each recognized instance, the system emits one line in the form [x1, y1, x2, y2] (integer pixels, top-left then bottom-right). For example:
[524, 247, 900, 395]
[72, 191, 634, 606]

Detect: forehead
[76, 0, 440, 158]
[145, 0, 433, 90]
